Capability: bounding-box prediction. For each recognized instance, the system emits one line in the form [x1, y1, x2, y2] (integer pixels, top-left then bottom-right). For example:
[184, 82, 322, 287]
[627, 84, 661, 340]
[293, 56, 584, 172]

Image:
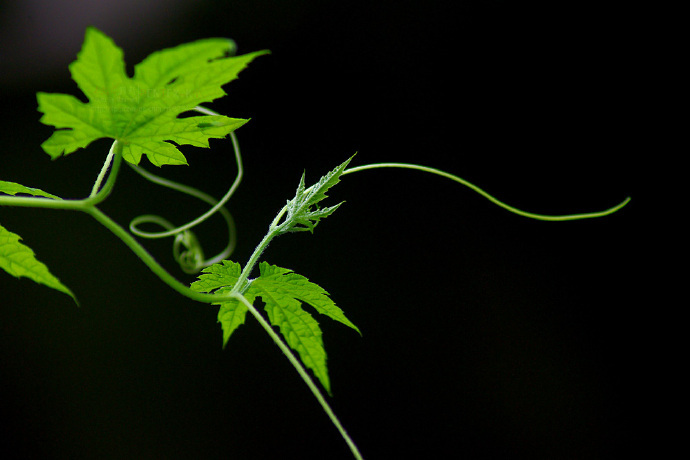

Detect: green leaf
[37, 27, 267, 166]
[253, 262, 360, 334]
[248, 262, 360, 395]
[0, 223, 77, 303]
[280, 155, 354, 234]
[190, 260, 252, 348]
[191, 259, 359, 394]
[190, 259, 243, 293]
[0, 180, 61, 199]
[250, 275, 329, 392]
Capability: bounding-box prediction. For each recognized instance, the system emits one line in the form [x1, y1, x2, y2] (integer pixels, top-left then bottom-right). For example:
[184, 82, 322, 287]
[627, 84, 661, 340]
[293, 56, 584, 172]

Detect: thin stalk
[343, 162, 631, 221]
[126, 130, 243, 239]
[231, 292, 364, 460]
[89, 143, 116, 197]
[126, 166, 238, 268]
[84, 140, 124, 206]
[0, 141, 123, 209]
[230, 226, 277, 294]
[84, 205, 235, 304]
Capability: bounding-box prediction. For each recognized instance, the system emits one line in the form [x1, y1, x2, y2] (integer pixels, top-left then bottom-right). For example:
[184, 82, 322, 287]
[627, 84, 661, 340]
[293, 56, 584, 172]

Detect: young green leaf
[0, 223, 76, 303]
[279, 155, 354, 234]
[253, 262, 360, 334]
[256, 274, 331, 392]
[190, 260, 253, 347]
[248, 262, 359, 395]
[0, 180, 61, 199]
[191, 259, 359, 394]
[37, 27, 267, 166]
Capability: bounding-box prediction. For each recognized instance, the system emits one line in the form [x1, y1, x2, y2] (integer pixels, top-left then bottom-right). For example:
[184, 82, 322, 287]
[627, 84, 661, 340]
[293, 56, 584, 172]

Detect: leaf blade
[191, 259, 358, 393]
[190, 260, 243, 293]
[37, 27, 267, 166]
[280, 156, 354, 234]
[248, 262, 361, 394]
[0, 180, 61, 199]
[191, 260, 250, 347]
[216, 295, 251, 348]
[0, 224, 77, 303]
[68, 26, 129, 103]
[251, 279, 331, 393]
[134, 37, 237, 89]
[257, 262, 360, 334]
[36, 92, 108, 158]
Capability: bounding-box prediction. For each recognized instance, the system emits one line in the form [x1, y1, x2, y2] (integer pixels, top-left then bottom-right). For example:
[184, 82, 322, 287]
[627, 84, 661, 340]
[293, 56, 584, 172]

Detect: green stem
[0, 142, 123, 210]
[85, 140, 124, 206]
[231, 292, 364, 460]
[84, 204, 234, 304]
[343, 162, 631, 221]
[5, 141, 629, 460]
[226, 183, 312, 295]
[0, 193, 86, 209]
[2, 140, 234, 305]
[126, 129, 242, 240]
[89, 142, 116, 197]
[230, 226, 278, 294]
[126, 161, 238, 270]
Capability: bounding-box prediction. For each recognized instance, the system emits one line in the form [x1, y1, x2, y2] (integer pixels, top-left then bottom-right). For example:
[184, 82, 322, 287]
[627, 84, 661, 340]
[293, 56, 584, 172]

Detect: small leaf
[216, 295, 251, 348]
[253, 279, 331, 393]
[0, 180, 61, 199]
[0, 223, 77, 303]
[303, 155, 354, 206]
[191, 259, 359, 393]
[190, 259, 243, 293]
[255, 262, 360, 334]
[247, 262, 361, 394]
[280, 155, 354, 234]
[191, 260, 251, 347]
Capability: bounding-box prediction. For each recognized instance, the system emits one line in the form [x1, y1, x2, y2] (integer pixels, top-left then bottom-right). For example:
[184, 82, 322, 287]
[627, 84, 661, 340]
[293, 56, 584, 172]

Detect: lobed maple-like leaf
[191, 260, 359, 394]
[37, 27, 267, 166]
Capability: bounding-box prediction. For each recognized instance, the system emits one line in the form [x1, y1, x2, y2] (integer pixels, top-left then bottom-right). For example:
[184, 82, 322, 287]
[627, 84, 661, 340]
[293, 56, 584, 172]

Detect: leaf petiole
[89, 142, 116, 197]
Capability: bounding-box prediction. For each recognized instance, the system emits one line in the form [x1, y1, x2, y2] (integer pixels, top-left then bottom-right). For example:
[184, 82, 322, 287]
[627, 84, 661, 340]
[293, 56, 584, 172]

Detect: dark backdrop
[1, 1, 644, 459]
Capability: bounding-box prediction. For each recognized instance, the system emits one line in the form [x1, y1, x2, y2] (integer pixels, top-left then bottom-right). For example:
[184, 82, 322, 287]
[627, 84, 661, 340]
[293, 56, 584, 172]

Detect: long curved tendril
[342, 162, 630, 221]
[127, 106, 243, 273]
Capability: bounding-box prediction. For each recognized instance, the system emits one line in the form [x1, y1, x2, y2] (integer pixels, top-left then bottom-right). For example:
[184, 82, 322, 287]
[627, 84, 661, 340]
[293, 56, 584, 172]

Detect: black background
[1, 1, 645, 459]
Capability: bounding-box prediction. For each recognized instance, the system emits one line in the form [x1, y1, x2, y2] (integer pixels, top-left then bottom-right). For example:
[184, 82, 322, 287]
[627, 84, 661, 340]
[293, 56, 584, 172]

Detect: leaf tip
[69, 291, 80, 307]
[83, 25, 111, 43]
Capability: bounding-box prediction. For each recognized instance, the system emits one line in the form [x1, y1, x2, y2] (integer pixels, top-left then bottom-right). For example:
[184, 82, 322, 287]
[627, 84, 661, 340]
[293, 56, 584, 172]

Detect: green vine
[0, 28, 630, 460]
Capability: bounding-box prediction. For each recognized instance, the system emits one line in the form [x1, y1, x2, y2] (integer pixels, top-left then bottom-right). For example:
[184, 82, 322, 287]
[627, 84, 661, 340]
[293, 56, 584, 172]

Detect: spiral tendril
[127, 106, 243, 274]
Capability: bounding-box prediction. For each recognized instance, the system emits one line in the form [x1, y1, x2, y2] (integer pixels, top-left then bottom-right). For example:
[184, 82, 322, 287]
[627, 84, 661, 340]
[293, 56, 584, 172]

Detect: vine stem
[0, 140, 123, 209]
[4, 133, 632, 460]
[83, 205, 236, 303]
[127, 117, 243, 240]
[231, 292, 364, 460]
[126, 132, 241, 269]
